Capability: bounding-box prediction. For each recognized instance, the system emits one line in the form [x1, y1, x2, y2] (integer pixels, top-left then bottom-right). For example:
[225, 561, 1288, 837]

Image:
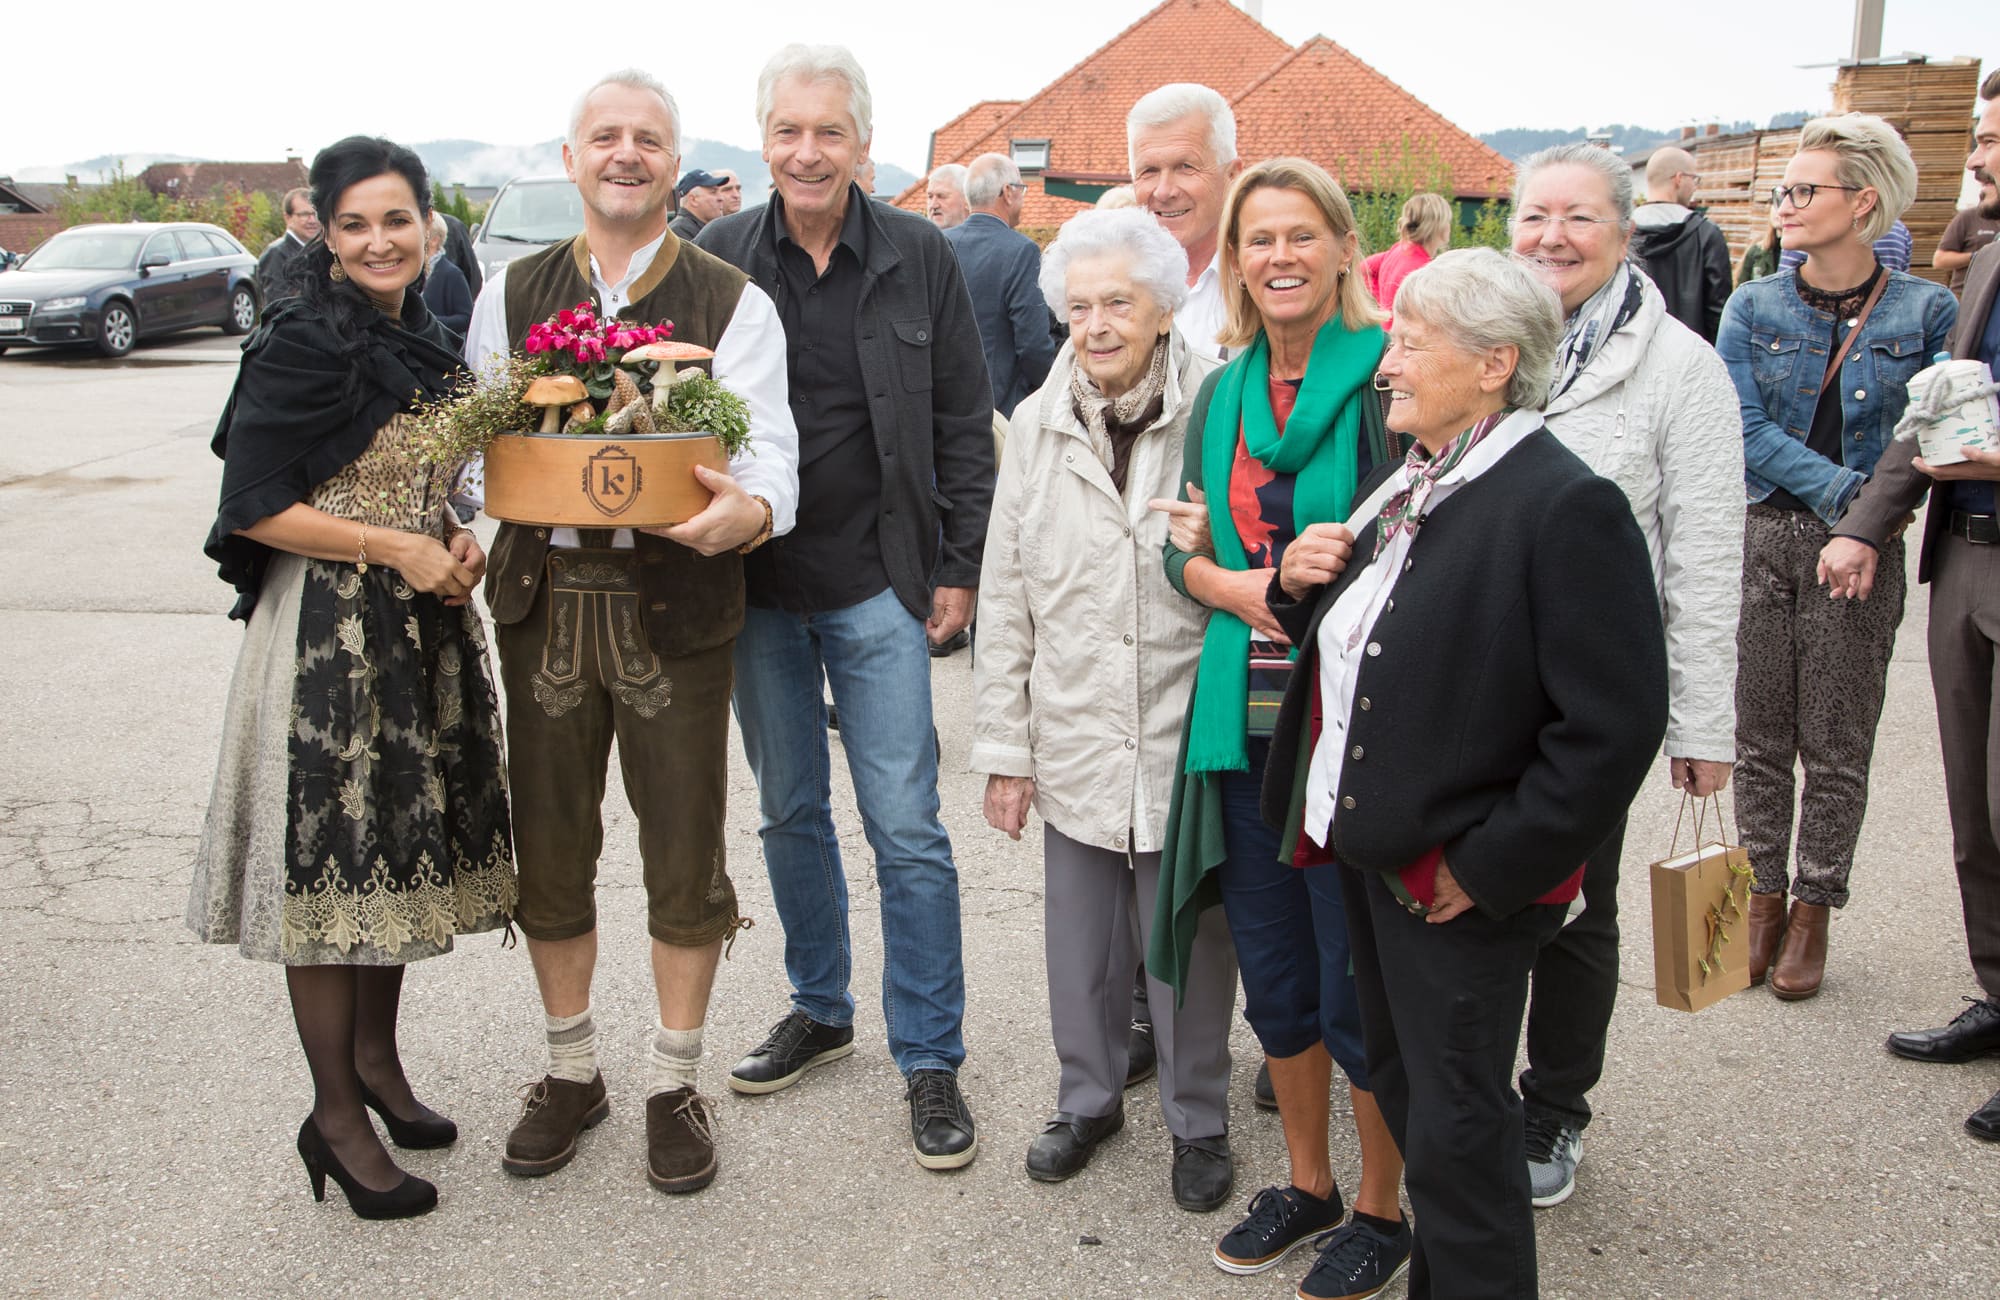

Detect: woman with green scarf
[1146, 158, 1410, 1300]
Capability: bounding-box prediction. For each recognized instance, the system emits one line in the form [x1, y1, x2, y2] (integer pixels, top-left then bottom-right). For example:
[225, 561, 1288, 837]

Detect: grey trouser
[1042, 824, 1236, 1140]
[1928, 531, 2000, 996]
[1735, 505, 1906, 907]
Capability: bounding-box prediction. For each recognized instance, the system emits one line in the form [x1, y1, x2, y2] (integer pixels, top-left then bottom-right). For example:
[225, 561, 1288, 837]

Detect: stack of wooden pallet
[1833, 58, 1982, 286]
[1688, 128, 1802, 276]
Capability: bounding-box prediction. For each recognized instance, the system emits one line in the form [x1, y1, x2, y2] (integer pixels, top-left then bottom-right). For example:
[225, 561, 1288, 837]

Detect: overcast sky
[8, 0, 1992, 179]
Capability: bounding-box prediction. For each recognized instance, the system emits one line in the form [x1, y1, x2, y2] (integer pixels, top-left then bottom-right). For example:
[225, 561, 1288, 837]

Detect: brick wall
[0, 214, 64, 254]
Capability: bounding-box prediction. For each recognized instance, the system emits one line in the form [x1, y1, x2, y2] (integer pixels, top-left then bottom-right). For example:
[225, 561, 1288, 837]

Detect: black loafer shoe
[1125, 1017, 1157, 1089]
[1968, 1088, 2000, 1142]
[728, 1010, 855, 1095]
[907, 1069, 977, 1170]
[1886, 997, 2000, 1064]
[1172, 1135, 1233, 1212]
[1254, 1060, 1277, 1111]
[1025, 1106, 1124, 1182]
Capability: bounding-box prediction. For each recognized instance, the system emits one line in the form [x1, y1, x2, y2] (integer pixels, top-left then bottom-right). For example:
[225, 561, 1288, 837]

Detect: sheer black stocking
[286, 965, 402, 1191]
[352, 965, 446, 1127]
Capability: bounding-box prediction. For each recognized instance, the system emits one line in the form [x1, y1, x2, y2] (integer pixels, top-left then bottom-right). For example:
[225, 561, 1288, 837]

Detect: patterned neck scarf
[1374, 408, 1516, 558]
[1549, 261, 1641, 401]
[1069, 336, 1169, 493]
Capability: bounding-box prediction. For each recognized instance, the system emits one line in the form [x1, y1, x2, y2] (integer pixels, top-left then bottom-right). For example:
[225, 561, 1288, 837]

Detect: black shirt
[1766, 265, 1882, 514]
[746, 191, 892, 613]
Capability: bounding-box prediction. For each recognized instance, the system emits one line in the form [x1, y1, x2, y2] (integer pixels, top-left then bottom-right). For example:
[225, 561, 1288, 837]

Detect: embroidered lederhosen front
[495, 548, 740, 947]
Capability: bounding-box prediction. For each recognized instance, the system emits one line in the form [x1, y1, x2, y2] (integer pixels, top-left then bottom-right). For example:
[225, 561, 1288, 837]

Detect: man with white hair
[945, 152, 1056, 422]
[419, 211, 472, 336]
[1128, 83, 1243, 357]
[697, 43, 994, 1171]
[927, 162, 970, 229]
[462, 68, 800, 1198]
[1629, 146, 1732, 343]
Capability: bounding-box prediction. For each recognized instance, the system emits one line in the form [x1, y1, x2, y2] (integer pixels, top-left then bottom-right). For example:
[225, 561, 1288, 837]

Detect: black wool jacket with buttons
[1258, 428, 1669, 919]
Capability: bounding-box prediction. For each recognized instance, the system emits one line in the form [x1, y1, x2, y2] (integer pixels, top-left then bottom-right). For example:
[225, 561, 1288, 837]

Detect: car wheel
[223, 284, 257, 335]
[96, 301, 136, 358]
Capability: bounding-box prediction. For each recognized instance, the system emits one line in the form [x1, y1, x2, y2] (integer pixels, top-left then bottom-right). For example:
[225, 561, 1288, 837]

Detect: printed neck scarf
[1069, 335, 1170, 492]
[1550, 261, 1641, 401]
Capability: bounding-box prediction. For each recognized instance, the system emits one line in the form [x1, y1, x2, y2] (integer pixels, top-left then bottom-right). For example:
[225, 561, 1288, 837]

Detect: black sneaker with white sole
[1296, 1216, 1413, 1300]
[1212, 1184, 1343, 1274]
[906, 1068, 977, 1170]
[727, 1010, 855, 1095]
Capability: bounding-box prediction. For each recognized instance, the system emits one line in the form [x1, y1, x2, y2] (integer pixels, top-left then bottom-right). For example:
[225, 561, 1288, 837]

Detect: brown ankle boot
[1747, 893, 1788, 987]
[1769, 901, 1830, 1001]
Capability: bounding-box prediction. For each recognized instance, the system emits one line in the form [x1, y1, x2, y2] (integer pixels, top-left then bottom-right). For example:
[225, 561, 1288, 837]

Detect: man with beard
[462, 68, 799, 1196]
[1824, 90, 2000, 1143]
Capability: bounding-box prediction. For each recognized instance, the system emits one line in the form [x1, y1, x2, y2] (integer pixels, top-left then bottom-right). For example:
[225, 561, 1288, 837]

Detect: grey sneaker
[1524, 1111, 1581, 1208]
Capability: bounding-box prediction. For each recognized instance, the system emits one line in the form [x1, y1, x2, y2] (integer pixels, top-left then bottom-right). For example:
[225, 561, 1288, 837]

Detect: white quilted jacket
[1543, 275, 1745, 761]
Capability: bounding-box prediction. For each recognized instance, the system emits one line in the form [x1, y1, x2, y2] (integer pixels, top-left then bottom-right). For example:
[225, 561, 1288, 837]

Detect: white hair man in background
[1128, 83, 1243, 358]
[928, 162, 970, 229]
[945, 152, 1055, 417]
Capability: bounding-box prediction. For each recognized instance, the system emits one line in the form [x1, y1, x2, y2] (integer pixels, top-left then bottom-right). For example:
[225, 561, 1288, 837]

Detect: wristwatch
[736, 495, 774, 554]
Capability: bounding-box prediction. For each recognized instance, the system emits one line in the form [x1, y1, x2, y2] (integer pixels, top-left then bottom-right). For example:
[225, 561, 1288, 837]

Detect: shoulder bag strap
[1818, 272, 1889, 398]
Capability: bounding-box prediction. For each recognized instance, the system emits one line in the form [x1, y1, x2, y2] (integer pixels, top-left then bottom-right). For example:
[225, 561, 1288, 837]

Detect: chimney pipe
[1851, 0, 1883, 61]
[1681, 126, 1696, 140]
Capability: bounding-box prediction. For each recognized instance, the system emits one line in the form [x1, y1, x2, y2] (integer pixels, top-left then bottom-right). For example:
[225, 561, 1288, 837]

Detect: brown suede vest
[483, 232, 752, 657]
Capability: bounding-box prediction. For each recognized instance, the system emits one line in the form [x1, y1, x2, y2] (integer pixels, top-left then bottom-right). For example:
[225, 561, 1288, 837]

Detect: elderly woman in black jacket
[1259, 249, 1667, 1300]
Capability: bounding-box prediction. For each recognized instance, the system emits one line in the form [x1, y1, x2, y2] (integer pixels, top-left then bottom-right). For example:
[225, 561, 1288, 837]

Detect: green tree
[1341, 135, 1513, 255]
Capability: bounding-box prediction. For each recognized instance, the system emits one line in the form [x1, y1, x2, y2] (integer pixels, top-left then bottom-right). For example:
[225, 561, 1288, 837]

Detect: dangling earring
[328, 257, 347, 283]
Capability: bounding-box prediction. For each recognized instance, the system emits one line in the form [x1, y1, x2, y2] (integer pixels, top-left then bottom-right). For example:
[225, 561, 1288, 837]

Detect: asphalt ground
[0, 330, 1995, 1297]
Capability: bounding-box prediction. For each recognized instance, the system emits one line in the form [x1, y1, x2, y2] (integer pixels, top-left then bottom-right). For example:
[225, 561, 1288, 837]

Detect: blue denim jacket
[1716, 268, 1957, 523]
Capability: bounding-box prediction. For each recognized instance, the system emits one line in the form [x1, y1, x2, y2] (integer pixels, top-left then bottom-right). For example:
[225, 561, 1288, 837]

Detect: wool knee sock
[545, 1008, 599, 1085]
[647, 1022, 704, 1097]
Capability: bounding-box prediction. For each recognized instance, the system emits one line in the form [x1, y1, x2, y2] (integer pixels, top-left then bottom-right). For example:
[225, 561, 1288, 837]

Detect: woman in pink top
[1363, 193, 1453, 324]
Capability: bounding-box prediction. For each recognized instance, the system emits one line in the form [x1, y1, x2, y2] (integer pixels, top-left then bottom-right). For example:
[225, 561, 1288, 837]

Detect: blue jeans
[731, 586, 966, 1075]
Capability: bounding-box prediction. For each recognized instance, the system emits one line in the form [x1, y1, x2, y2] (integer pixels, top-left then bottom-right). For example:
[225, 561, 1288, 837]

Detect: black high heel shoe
[296, 1117, 438, 1220]
[359, 1083, 459, 1149]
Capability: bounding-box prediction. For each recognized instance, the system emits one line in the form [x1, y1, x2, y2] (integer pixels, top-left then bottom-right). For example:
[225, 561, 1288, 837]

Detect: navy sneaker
[1296, 1215, 1413, 1300]
[1212, 1184, 1342, 1275]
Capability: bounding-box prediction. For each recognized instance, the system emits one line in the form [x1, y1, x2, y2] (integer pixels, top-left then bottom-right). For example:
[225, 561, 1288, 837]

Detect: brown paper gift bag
[1650, 795, 1754, 1013]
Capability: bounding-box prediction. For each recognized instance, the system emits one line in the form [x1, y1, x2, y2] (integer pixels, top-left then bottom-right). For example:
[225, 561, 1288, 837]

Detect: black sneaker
[1125, 1017, 1157, 1088]
[1212, 1184, 1343, 1275]
[1297, 1216, 1413, 1300]
[906, 1068, 977, 1170]
[727, 1010, 855, 1095]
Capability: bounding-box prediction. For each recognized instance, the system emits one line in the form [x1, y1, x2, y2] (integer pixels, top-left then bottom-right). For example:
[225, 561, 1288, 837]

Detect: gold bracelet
[356, 526, 369, 573]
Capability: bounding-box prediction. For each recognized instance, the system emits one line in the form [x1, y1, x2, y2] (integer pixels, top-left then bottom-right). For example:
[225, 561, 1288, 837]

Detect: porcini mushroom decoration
[524, 373, 587, 433]
[625, 340, 716, 388]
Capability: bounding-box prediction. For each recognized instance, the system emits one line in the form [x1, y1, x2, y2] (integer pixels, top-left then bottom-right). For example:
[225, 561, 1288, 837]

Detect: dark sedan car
[0, 222, 259, 358]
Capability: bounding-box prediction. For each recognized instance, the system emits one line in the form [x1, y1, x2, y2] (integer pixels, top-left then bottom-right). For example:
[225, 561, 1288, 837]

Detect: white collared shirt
[459, 230, 799, 548]
[1175, 251, 1229, 361]
[1303, 409, 1543, 846]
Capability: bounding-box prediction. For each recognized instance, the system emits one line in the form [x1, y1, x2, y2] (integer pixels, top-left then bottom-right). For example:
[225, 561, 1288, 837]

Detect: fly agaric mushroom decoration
[625, 340, 716, 387]
[524, 374, 587, 433]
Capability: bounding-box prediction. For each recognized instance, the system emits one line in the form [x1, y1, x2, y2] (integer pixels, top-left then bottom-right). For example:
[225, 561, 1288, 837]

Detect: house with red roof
[894, 0, 1510, 231]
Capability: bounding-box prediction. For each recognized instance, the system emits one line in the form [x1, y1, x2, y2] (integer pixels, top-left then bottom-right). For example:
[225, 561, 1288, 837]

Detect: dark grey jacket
[697, 188, 995, 619]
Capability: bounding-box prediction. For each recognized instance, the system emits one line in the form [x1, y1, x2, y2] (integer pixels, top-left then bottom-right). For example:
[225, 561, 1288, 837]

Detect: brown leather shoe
[646, 1087, 718, 1193]
[1769, 901, 1830, 1001]
[1747, 892, 1788, 987]
[502, 1073, 609, 1177]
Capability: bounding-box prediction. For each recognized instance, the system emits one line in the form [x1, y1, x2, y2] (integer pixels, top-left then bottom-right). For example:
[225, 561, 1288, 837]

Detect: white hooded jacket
[1543, 273, 1745, 761]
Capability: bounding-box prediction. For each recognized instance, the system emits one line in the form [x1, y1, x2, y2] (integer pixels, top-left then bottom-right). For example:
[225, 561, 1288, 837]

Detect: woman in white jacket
[1507, 143, 1746, 1209]
[971, 208, 1237, 1210]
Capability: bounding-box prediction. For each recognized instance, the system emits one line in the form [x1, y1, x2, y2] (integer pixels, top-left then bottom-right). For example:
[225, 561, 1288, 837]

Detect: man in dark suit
[439, 210, 482, 299]
[1823, 91, 2000, 1142]
[943, 152, 1055, 419]
[255, 187, 318, 304]
[421, 213, 473, 338]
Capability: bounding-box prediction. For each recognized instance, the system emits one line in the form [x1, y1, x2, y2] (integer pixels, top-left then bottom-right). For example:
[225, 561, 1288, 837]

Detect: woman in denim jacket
[1716, 113, 1957, 1000]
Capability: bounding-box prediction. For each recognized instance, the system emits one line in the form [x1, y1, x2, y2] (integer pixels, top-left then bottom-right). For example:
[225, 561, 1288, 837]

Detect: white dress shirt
[460, 230, 799, 547]
[1175, 251, 1229, 361]
[1303, 409, 1542, 846]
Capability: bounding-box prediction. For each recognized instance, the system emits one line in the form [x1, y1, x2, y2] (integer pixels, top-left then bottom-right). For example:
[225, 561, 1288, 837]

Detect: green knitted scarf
[1184, 317, 1384, 775]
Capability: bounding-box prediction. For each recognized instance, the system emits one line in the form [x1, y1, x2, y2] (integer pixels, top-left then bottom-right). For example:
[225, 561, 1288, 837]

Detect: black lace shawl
[204, 285, 465, 620]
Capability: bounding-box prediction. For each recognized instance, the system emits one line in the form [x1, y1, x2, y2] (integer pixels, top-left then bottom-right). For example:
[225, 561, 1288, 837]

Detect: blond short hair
[1216, 158, 1386, 350]
[1796, 112, 1916, 244]
[1400, 193, 1453, 253]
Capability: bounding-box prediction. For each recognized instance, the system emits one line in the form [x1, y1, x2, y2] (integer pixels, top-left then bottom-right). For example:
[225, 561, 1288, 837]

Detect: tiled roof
[929, 101, 1024, 170]
[1231, 37, 1513, 200]
[140, 160, 309, 201]
[895, 0, 1512, 230]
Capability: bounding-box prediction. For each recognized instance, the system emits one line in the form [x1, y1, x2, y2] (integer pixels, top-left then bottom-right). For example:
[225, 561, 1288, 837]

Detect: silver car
[470, 176, 585, 281]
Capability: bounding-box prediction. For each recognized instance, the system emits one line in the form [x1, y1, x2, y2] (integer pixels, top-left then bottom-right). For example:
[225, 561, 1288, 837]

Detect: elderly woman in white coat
[972, 207, 1237, 1211]
[1506, 142, 1745, 1209]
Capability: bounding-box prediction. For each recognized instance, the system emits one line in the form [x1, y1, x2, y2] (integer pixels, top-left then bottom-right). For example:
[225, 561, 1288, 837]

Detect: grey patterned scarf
[1069, 337, 1170, 493]
[1549, 261, 1642, 402]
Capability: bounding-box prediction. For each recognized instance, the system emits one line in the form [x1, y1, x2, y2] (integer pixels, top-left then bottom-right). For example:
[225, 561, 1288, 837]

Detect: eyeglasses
[1767, 183, 1862, 210]
[1514, 213, 1616, 235]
